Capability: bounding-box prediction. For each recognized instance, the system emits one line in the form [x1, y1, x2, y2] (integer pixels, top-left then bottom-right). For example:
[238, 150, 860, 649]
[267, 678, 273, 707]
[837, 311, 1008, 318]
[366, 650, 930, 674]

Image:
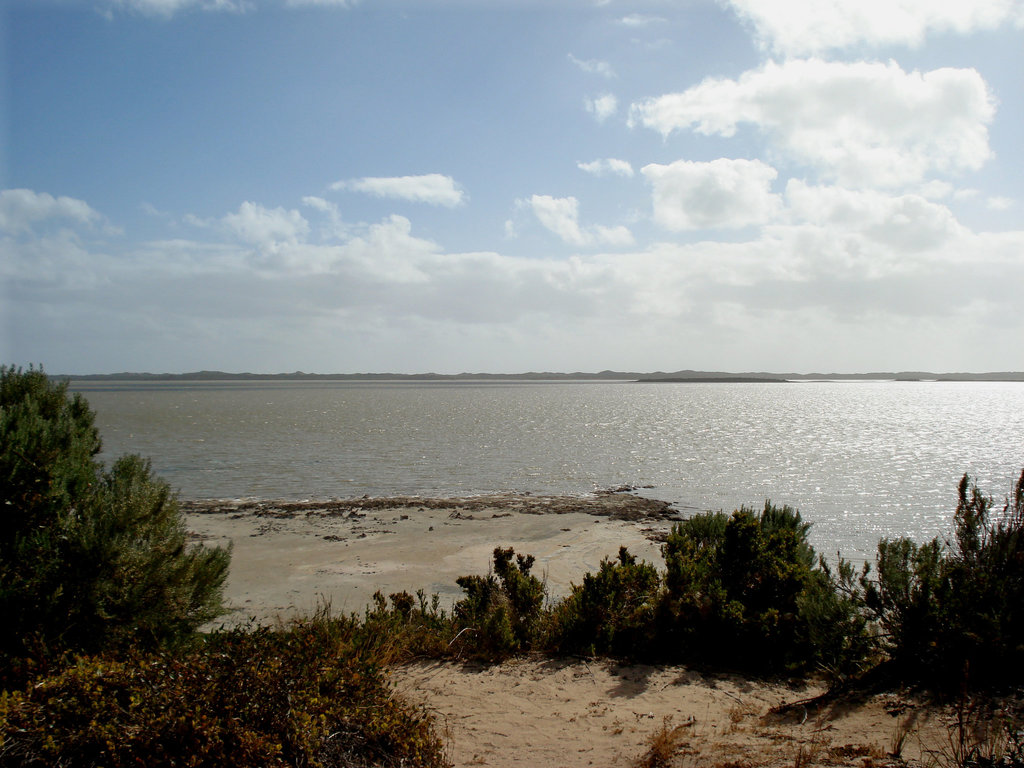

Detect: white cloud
[784, 180, 964, 251]
[630, 59, 995, 189]
[577, 158, 634, 178]
[988, 196, 1014, 210]
[286, 0, 358, 6]
[568, 54, 614, 78]
[7, 186, 1024, 373]
[641, 158, 781, 230]
[300, 195, 335, 214]
[527, 195, 633, 246]
[0, 189, 105, 235]
[917, 181, 955, 200]
[332, 174, 465, 207]
[619, 14, 666, 27]
[585, 93, 618, 122]
[529, 195, 590, 246]
[140, 201, 177, 222]
[726, 0, 1024, 55]
[222, 202, 310, 247]
[301, 195, 350, 240]
[105, 0, 250, 17]
[333, 214, 439, 283]
[593, 225, 634, 247]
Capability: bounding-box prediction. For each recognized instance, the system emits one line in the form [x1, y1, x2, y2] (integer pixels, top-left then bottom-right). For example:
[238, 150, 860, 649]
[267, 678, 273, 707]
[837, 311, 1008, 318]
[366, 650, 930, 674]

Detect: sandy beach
[184, 490, 679, 624]
[185, 492, 950, 767]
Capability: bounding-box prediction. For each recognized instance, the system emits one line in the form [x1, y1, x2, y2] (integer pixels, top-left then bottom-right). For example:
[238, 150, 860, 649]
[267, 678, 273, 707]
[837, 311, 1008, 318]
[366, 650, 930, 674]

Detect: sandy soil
[392, 659, 949, 768]
[184, 492, 954, 768]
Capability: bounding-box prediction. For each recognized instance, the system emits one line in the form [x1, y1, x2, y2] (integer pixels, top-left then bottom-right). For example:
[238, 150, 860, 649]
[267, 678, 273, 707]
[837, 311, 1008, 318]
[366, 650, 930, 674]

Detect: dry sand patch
[392, 658, 947, 768]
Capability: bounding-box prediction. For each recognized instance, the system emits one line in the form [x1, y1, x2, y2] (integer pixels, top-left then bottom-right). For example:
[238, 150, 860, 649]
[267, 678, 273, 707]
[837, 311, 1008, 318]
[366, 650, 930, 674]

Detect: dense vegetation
[863, 471, 1024, 689]
[0, 366, 230, 681]
[0, 616, 447, 768]
[2, 365, 1022, 766]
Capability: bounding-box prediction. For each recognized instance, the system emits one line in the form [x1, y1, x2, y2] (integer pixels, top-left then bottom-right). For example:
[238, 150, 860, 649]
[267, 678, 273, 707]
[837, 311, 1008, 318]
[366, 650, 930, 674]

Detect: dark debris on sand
[181, 489, 679, 523]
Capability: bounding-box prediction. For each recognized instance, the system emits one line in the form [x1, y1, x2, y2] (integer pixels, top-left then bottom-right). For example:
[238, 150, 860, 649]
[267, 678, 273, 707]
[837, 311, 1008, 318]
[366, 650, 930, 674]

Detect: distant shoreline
[635, 376, 786, 383]
[57, 369, 1024, 383]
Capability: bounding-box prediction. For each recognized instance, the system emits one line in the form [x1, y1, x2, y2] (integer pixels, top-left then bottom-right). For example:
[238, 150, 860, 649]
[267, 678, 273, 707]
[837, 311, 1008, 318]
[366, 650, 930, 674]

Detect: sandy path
[392, 658, 946, 768]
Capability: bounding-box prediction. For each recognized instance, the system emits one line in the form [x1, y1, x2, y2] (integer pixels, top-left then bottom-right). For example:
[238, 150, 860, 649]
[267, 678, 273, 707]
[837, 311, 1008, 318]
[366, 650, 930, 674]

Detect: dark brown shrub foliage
[0, 616, 449, 768]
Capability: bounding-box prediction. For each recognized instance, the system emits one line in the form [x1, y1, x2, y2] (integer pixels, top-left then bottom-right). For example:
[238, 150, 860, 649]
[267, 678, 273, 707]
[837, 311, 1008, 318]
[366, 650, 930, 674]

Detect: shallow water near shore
[73, 379, 1024, 561]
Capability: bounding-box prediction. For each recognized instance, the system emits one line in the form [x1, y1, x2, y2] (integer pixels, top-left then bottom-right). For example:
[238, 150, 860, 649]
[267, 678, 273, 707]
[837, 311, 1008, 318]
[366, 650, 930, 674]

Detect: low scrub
[362, 588, 454, 660]
[446, 505, 870, 677]
[0, 615, 448, 768]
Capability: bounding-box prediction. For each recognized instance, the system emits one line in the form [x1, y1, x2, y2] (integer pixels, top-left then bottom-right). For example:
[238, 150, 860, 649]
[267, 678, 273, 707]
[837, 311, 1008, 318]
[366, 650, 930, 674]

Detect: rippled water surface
[74, 380, 1024, 560]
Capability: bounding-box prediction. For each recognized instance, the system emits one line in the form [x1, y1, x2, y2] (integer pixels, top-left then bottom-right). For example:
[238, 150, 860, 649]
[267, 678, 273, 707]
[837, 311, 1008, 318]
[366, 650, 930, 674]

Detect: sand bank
[184, 491, 678, 624]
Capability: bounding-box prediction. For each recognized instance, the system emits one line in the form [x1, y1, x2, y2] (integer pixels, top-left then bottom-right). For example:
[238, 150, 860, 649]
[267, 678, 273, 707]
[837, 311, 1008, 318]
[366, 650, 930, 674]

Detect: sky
[2, 0, 1023, 375]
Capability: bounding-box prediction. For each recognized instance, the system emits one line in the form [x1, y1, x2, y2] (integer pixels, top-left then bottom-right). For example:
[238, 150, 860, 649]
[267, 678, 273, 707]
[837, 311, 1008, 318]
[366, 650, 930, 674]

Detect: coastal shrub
[0, 615, 449, 768]
[452, 547, 545, 658]
[799, 555, 874, 680]
[863, 470, 1024, 689]
[861, 534, 943, 677]
[551, 547, 661, 657]
[0, 366, 230, 681]
[659, 503, 868, 674]
[362, 589, 454, 660]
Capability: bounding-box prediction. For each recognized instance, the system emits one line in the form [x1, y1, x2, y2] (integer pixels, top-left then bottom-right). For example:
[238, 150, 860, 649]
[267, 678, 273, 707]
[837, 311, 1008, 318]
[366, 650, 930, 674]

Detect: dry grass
[632, 716, 697, 768]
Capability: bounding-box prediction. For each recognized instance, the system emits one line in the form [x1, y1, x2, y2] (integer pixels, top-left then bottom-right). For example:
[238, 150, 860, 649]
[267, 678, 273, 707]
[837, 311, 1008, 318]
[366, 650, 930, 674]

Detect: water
[71, 379, 1024, 561]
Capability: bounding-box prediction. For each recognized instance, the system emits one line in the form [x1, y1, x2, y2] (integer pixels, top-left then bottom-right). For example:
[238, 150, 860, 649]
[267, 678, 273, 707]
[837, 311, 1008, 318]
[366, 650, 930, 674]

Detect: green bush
[362, 589, 454, 660]
[660, 503, 868, 674]
[0, 366, 230, 679]
[551, 546, 661, 657]
[452, 547, 546, 658]
[0, 615, 448, 768]
[863, 470, 1024, 689]
[796, 554, 873, 681]
[436, 507, 869, 675]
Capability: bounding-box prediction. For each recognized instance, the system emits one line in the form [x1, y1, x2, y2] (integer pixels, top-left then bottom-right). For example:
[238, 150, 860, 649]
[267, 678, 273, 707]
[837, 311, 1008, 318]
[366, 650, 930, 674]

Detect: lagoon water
[72, 379, 1024, 561]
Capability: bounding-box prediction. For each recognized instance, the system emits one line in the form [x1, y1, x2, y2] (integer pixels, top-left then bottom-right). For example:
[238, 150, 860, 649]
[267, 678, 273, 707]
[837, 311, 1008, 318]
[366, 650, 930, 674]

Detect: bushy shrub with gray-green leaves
[481, 505, 869, 676]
